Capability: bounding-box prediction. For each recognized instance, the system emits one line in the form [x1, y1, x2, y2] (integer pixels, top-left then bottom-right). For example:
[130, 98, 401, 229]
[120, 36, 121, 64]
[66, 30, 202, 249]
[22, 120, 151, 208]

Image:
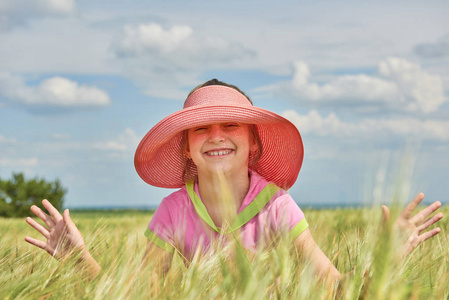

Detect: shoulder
[245, 170, 295, 213]
[249, 170, 290, 200]
[149, 186, 190, 227]
[251, 171, 302, 215]
[159, 186, 190, 207]
[272, 190, 294, 203]
[152, 187, 190, 219]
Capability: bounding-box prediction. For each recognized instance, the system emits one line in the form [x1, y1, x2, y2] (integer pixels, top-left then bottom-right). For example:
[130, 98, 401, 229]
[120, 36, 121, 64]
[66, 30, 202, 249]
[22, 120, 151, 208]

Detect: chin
[208, 163, 249, 176]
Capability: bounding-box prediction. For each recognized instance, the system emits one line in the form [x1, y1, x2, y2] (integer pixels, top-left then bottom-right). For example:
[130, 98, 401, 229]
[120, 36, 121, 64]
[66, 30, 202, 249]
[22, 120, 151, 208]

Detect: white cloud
[93, 128, 140, 153]
[280, 58, 447, 113]
[0, 157, 39, 167]
[111, 22, 255, 99]
[35, 0, 75, 14]
[283, 109, 344, 136]
[0, 0, 76, 30]
[291, 61, 398, 102]
[379, 58, 446, 113]
[51, 133, 71, 140]
[0, 73, 111, 107]
[115, 23, 193, 57]
[283, 109, 449, 141]
[113, 22, 254, 65]
[0, 134, 17, 144]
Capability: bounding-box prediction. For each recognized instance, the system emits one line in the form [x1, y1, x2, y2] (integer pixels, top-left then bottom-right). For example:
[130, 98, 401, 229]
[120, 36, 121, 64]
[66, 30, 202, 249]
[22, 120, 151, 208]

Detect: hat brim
[134, 104, 303, 190]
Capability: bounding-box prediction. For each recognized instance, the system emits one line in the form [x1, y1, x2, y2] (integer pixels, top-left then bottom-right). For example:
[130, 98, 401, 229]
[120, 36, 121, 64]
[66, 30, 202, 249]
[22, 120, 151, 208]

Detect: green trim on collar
[186, 179, 219, 232]
[186, 180, 281, 234]
[232, 183, 280, 231]
[144, 227, 175, 254]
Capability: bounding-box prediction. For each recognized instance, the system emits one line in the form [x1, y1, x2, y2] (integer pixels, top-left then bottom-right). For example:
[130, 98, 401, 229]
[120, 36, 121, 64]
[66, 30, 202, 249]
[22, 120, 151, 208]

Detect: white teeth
[207, 150, 231, 156]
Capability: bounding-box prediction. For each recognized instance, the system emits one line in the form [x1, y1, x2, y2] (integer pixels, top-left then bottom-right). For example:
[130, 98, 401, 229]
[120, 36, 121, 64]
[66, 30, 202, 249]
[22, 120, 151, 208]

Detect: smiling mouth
[205, 149, 233, 156]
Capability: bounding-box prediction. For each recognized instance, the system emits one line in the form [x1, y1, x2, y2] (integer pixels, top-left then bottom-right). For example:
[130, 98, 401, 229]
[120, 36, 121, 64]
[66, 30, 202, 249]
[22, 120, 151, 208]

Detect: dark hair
[181, 79, 263, 182]
[185, 78, 253, 104]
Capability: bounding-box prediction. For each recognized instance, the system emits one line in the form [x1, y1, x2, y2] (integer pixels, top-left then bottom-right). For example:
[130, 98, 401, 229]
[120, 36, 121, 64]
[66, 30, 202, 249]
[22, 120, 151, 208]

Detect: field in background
[1, 207, 448, 299]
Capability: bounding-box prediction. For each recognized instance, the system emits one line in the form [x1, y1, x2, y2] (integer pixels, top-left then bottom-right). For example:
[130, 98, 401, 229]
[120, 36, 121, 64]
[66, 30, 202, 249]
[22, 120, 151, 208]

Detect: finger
[410, 201, 442, 225]
[30, 205, 56, 228]
[382, 205, 390, 224]
[400, 193, 425, 219]
[63, 209, 77, 231]
[42, 199, 63, 223]
[416, 227, 441, 245]
[418, 212, 443, 233]
[25, 217, 50, 239]
[63, 208, 72, 223]
[25, 236, 48, 251]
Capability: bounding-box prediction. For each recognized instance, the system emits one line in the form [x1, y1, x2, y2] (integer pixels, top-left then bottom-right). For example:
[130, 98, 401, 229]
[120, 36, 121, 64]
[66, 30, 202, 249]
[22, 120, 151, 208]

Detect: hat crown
[184, 86, 252, 109]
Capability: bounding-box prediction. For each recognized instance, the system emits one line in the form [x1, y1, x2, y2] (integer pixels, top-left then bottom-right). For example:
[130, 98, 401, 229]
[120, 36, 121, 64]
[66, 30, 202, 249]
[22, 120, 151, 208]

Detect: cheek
[233, 131, 252, 151]
[232, 127, 251, 139]
[186, 135, 202, 154]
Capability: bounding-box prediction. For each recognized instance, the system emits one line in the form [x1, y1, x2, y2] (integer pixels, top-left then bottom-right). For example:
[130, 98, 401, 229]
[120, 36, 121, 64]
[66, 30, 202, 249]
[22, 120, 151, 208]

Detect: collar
[186, 171, 281, 234]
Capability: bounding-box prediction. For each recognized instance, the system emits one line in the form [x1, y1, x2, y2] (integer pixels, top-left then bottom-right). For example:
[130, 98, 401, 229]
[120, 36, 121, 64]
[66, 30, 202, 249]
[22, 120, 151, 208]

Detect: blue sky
[0, 0, 448, 208]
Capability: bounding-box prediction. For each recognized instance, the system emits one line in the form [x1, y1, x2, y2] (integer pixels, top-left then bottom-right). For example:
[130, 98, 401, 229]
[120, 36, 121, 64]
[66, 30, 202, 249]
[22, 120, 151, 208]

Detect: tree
[0, 173, 67, 218]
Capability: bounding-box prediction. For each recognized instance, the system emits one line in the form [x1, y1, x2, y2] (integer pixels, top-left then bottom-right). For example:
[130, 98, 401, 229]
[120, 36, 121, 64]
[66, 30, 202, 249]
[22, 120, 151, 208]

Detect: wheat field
[1, 206, 448, 299]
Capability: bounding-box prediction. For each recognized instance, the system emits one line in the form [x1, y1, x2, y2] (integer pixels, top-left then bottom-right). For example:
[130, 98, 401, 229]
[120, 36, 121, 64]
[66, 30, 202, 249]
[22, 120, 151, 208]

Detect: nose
[208, 124, 225, 143]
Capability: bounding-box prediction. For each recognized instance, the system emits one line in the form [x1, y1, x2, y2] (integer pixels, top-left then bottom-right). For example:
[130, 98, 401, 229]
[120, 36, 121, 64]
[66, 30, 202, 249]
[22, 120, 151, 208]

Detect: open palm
[25, 199, 85, 259]
[382, 193, 443, 257]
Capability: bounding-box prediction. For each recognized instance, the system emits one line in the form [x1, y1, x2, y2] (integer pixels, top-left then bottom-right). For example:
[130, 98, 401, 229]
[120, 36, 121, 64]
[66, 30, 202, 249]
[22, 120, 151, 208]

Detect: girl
[25, 79, 443, 283]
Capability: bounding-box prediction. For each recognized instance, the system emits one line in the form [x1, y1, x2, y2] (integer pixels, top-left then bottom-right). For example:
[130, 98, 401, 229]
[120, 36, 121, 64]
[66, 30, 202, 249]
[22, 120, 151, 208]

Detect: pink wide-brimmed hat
[134, 85, 304, 190]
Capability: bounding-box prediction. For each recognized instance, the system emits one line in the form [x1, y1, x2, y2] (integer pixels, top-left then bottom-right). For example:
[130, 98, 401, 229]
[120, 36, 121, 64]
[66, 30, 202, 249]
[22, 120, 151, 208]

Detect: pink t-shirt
[145, 171, 308, 261]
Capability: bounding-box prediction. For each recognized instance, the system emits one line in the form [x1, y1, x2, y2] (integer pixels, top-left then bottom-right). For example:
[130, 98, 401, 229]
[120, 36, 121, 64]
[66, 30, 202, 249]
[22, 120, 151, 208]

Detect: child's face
[186, 123, 255, 176]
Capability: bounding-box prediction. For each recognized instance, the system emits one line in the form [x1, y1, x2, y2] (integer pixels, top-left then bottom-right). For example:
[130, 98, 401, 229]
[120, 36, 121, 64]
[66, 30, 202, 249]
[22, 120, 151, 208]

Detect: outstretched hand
[382, 193, 443, 258]
[25, 199, 86, 259]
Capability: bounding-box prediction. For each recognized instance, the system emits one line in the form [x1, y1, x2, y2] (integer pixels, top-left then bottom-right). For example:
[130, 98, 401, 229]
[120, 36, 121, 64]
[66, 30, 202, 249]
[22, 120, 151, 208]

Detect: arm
[276, 193, 341, 284]
[293, 228, 342, 284]
[382, 192, 443, 258]
[25, 199, 101, 279]
[141, 240, 173, 291]
[292, 193, 442, 286]
[142, 241, 173, 275]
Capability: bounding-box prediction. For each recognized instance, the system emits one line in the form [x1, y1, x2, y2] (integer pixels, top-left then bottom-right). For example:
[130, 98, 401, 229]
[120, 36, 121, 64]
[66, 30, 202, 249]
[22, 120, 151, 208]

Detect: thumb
[381, 205, 390, 224]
